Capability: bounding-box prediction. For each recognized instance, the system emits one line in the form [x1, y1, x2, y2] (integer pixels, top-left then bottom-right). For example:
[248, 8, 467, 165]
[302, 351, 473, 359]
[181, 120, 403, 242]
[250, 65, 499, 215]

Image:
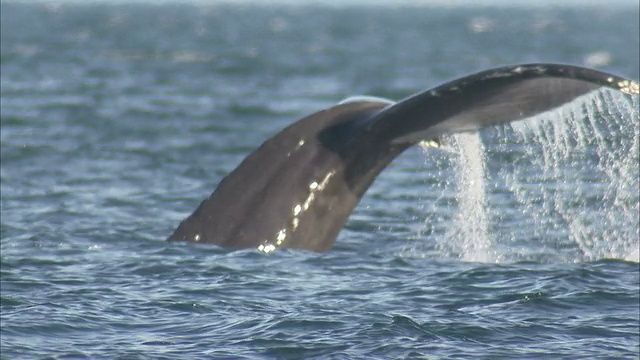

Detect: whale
[167, 63, 639, 253]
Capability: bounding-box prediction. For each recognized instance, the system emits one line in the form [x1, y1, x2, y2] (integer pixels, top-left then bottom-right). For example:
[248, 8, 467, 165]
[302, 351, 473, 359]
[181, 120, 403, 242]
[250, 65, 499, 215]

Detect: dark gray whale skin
[167, 63, 638, 252]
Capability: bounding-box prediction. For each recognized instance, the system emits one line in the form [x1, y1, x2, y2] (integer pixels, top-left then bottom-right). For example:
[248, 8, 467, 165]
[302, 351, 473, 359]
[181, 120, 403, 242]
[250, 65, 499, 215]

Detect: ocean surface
[1, 1, 639, 359]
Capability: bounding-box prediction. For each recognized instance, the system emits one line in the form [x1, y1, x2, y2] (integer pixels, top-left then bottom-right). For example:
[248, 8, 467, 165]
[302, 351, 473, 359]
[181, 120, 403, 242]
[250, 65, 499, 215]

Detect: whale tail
[168, 63, 638, 252]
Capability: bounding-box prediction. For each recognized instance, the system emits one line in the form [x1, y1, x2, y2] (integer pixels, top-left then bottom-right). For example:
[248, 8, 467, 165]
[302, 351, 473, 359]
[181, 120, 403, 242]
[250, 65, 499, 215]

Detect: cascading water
[418, 89, 639, 263]
[443, 132, 493, 263]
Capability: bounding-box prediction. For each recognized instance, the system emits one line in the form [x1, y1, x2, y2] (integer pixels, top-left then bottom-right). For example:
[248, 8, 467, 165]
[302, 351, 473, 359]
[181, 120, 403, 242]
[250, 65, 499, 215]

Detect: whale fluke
[167, 63, 638, 252]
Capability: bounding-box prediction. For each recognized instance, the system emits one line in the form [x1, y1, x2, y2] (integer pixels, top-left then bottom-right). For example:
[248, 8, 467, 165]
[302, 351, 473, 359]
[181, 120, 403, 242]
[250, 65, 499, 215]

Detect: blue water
[1, 2, 639, 359]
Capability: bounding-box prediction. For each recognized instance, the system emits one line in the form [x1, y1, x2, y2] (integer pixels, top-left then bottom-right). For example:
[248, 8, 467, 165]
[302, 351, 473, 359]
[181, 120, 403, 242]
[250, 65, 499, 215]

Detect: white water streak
[445, 132, 494, 263]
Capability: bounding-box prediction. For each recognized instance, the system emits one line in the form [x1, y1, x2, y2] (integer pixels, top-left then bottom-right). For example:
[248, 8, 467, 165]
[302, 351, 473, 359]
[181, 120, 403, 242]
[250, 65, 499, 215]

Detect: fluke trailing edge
[167, 63, 639, 253]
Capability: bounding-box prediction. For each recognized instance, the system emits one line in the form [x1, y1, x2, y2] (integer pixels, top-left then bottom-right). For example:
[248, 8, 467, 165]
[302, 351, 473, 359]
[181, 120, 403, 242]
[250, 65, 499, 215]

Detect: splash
[420, 89, 639, 263]
[504, 89, 639, 262]
[444, 132, 494, 263]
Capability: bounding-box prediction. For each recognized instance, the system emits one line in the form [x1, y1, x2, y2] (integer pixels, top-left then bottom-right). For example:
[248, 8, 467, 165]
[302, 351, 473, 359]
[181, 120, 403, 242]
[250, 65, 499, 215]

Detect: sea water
[1, 2, 639, 358]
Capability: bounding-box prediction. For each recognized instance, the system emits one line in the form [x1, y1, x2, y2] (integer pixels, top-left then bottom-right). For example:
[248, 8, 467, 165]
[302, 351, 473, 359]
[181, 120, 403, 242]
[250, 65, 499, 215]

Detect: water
[443, 132, 492, 263]
[422, 90, 639, 264]
[1, 2, 639, 358]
